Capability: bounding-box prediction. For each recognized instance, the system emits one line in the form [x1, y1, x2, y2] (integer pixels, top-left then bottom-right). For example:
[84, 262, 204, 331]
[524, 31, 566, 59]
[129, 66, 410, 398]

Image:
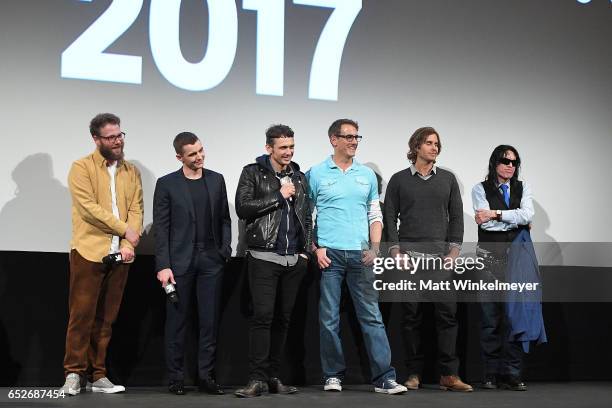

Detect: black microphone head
[102, 253, 122, 266]
[164, 283, 179, 303]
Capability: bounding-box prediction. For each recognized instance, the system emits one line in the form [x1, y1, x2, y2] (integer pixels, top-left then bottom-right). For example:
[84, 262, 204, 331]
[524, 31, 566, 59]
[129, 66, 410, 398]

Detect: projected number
[61, 0, 143, 84]
[243, 0, 285, 96]
[149, 0, 238, 91]
[294, 0, 362, 101]
[61, 0, 362, 101]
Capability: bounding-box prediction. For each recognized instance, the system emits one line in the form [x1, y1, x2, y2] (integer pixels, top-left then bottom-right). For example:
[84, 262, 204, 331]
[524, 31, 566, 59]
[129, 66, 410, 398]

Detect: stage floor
[1, 383, 611, 408]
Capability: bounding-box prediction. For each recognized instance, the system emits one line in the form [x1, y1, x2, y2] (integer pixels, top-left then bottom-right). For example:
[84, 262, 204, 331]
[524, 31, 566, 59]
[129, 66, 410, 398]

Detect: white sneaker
[324, 377, 342, 391]
[374, 379, 408, 394]
[91, 377, 126, 394]
[60, 373, 81, 396]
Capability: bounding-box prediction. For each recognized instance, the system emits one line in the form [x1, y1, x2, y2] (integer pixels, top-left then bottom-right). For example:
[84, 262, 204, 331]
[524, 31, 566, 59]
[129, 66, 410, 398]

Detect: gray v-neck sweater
[383, 167, 464, 254]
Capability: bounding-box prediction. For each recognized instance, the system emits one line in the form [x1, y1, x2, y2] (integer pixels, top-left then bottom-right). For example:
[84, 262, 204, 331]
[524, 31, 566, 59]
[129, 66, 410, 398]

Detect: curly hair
[266, 124, 294, 146]
[89, 113, 120, 137]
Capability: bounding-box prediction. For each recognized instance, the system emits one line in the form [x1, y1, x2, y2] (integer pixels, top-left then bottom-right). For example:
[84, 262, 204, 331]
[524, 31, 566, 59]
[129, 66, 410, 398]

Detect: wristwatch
[495, 210, 502, 221]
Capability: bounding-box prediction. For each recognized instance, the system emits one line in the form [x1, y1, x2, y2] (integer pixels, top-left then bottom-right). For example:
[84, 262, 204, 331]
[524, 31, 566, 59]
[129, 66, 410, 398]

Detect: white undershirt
[107, 162, 120, 254]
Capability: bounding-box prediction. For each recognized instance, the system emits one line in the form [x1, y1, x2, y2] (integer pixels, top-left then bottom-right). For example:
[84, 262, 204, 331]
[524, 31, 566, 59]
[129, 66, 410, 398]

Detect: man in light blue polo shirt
[307, 119, 406, 395]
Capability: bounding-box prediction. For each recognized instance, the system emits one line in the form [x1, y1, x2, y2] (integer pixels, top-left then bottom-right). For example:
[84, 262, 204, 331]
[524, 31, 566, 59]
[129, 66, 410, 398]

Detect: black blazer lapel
[174, 169, 196, 219]
[203, 168, 219, 220]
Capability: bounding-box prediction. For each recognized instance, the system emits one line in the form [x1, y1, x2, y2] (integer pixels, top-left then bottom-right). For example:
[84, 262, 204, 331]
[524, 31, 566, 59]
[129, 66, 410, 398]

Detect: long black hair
[484, 145, 521, 188]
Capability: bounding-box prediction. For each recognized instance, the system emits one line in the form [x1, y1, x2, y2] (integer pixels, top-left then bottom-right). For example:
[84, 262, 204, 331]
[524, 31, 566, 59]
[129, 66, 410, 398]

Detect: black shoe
[234, 380, 269, 398]
[268, 378, 298, 394]
[199, 378, 224, 395]
[480, 374, 498, 389]
[498, 375, 527, 391]
[169, 381, 185, 395]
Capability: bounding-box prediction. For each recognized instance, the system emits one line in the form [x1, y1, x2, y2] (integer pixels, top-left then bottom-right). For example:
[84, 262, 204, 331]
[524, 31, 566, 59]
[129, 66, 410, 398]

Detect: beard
[99, 143, 124, 162]
[186, 160, 203, 171]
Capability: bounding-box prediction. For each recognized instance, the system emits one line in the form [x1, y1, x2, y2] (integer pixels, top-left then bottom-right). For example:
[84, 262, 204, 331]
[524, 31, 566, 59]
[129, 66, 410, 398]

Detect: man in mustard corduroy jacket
[60, 113, 143, 396]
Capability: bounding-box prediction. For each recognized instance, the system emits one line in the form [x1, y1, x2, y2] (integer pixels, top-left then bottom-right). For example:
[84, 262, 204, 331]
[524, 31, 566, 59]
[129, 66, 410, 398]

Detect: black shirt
[185, 176, 215, 248]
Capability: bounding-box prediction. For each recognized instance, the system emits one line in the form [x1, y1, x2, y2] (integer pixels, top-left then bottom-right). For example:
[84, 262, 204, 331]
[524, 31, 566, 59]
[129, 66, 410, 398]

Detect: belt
[406, 250, 442, 259]
[476, 248, 507, 264]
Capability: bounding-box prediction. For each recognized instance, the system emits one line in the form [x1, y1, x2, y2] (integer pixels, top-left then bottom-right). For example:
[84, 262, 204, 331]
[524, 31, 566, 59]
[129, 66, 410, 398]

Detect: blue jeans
[319, 249, 396, 386]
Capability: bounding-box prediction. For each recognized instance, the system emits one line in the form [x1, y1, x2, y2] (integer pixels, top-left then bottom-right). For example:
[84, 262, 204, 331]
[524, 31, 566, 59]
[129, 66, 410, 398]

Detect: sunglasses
[498, 157, 519, 167]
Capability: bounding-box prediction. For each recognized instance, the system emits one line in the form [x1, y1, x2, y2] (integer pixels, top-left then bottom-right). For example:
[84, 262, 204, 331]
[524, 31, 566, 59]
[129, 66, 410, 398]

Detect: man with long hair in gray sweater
[383, 126, 472, 392]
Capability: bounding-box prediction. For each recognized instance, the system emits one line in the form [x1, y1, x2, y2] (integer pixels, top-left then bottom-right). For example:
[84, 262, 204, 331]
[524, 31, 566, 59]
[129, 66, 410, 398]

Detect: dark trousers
[64, 249, 129, 381]
[479, 257, 524, 378]
[165, 248, 224, 381]
[480, 301, 523, 377]
[401, 301, 460, 376]
[248, 254, 307, 381]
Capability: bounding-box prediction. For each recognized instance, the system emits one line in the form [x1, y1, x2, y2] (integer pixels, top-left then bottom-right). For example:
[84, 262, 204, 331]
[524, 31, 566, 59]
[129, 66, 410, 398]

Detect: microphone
[280, 173, 294, 203]
[102, 252, 122, 267]
[164, 283, 179, 304]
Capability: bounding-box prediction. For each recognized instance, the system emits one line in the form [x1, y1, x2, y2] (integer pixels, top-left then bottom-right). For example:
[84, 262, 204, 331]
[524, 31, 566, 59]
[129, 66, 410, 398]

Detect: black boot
[268, 378, 298, 394]
[234, 380, 269, 398]
[169, 380, 185, 395]
[480, 374, 498, 389]
[199, 377, 224, 395]
[498, 375, 527, 391]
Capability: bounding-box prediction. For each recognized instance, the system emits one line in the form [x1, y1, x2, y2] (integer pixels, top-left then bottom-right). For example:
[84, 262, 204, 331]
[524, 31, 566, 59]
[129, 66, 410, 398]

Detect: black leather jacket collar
[235, 155, 313, 253]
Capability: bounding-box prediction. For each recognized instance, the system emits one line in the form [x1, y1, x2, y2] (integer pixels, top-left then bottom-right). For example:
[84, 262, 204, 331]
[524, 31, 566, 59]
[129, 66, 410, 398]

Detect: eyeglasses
[96, 132, 126, 143]
[498, 157, 518, 167]
[334, 134, 363, 142]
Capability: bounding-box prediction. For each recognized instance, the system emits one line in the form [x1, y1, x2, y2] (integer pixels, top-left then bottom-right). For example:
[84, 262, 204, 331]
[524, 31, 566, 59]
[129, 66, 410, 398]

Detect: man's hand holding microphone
[280, 175, 295, 201]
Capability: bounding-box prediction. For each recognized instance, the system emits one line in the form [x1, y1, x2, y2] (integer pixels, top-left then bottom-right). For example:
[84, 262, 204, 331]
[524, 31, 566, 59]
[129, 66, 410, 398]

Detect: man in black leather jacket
[234, 124, 312, 398]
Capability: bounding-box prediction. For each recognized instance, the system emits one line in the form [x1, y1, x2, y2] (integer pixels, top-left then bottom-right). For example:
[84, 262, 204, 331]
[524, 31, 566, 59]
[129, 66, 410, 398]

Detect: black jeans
[165, 248, 224, 381]
[247, 254, 307, 381]
[401, 265, 460, 376]
[401, 301, 460, 376]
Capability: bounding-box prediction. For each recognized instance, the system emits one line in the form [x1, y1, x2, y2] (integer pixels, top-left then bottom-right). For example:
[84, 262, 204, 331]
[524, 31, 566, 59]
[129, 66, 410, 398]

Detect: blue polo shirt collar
[326, 155, 360, 172]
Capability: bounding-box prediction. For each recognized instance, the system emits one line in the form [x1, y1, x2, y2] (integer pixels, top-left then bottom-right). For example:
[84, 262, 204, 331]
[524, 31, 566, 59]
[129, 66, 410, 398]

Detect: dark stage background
[1, 251, 611, 386]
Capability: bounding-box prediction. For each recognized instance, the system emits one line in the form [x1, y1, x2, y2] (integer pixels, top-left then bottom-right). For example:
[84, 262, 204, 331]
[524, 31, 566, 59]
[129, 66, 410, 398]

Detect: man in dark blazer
[153, 132, 231, 395]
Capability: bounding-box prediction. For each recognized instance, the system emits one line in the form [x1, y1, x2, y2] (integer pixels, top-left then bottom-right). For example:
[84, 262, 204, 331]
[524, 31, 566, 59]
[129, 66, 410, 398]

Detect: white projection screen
[0, 0, 610, 265]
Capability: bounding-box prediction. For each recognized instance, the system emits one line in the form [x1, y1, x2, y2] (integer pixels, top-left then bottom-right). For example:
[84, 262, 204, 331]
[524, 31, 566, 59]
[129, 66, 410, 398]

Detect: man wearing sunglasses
[307, 119, 406, 395]
[472, 145, 538, 391]
[61, 113, 143, 395]
[383, 126, 471, 392]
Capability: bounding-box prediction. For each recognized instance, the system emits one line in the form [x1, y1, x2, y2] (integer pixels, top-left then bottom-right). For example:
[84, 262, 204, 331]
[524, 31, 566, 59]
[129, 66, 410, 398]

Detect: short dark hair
[173, 132, 199, 154]
[407, 126, 441, 163]
[265, 124, 294, 146]
[484, 145, 521, 187]
[89, 113, 120, 137]
[328, 119, 358, 138]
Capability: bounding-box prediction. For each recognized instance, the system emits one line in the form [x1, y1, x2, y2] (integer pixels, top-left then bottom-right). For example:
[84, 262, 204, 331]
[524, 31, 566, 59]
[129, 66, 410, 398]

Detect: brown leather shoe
[234, 380, 268, 398]
[403, 375, 420, 390]
[439, 375, 473, 392]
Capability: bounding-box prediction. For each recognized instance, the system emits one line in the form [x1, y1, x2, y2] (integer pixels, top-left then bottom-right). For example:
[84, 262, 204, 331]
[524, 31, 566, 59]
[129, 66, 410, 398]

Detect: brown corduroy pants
[63, 249, 129, 381]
